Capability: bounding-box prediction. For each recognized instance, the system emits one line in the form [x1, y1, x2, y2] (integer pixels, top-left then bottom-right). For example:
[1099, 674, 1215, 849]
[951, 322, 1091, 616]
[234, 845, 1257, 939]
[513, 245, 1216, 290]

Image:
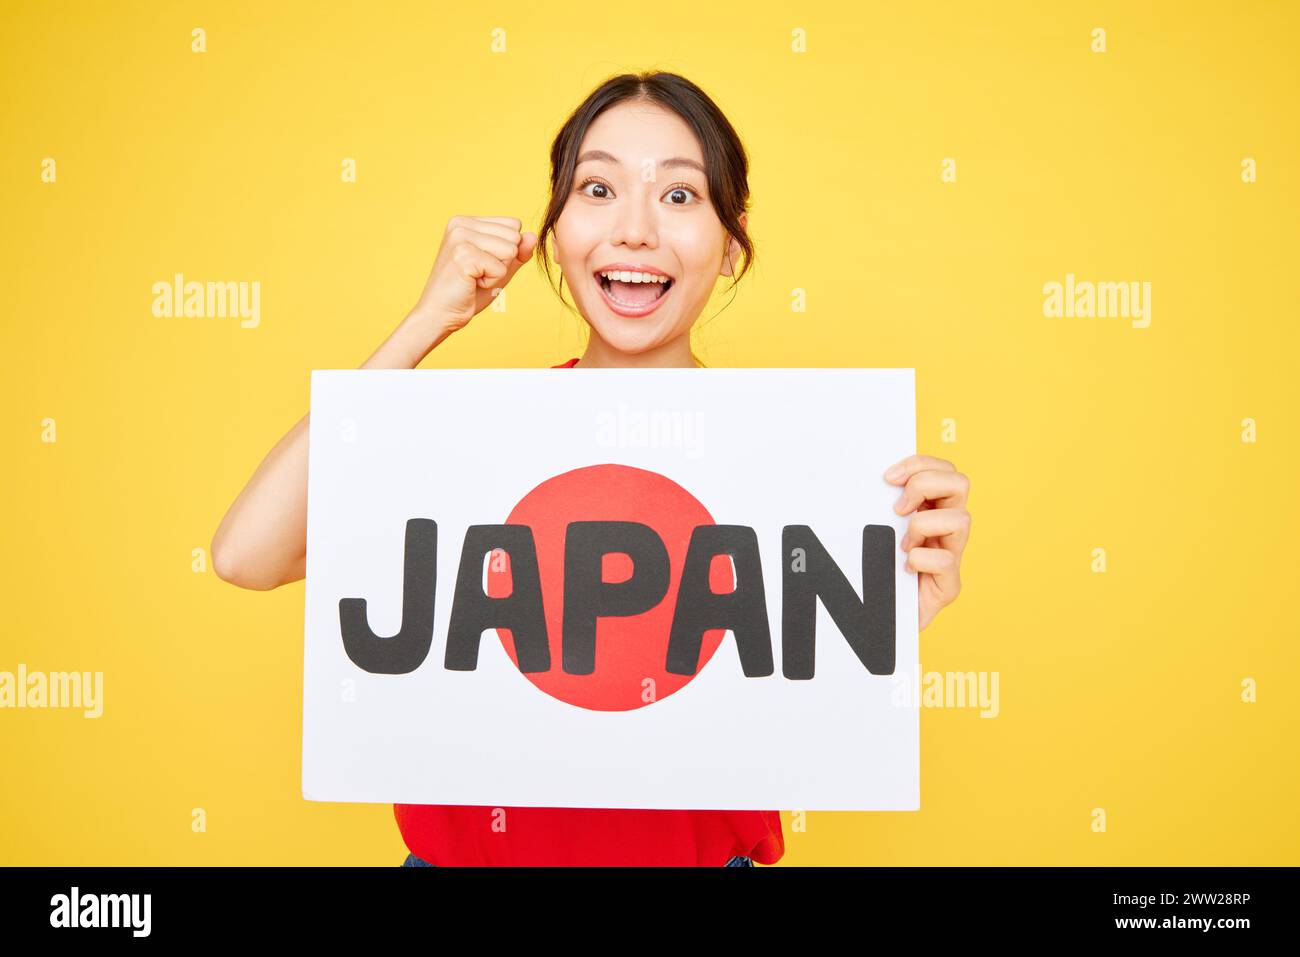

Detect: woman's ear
[721, 212, 748, 277]
[722, 211, 754, 276]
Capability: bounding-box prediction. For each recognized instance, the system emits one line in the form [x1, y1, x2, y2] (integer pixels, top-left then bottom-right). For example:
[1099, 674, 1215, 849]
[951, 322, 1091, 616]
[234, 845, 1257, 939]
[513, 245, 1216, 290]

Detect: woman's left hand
[883, 455, 972, 631]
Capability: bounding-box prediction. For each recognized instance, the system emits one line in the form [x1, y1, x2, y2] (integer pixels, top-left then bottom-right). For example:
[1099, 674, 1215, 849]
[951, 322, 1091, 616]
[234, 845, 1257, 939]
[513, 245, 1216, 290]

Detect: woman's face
[552, 99, 744, 356]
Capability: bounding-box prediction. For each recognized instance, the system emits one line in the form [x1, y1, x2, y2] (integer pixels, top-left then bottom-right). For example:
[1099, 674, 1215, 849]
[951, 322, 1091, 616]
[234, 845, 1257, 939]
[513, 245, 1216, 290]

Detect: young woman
[212, 71, 973, 867]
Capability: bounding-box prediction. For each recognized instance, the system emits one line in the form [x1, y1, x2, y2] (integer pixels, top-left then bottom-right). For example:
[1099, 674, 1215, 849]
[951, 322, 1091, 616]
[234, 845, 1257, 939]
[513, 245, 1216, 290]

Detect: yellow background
[2, 0, 1296, 865]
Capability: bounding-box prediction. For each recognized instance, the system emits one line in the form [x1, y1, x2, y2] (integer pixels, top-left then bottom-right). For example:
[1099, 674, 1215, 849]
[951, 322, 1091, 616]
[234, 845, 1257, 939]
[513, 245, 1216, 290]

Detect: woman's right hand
[212, 215, 539, 591]
[410, 215, 539, 333]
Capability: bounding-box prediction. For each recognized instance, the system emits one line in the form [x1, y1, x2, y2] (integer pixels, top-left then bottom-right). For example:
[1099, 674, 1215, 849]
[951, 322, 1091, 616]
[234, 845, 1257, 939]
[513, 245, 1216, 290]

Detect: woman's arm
[210, 215, 537, 591]
[209, 311, 456, 590]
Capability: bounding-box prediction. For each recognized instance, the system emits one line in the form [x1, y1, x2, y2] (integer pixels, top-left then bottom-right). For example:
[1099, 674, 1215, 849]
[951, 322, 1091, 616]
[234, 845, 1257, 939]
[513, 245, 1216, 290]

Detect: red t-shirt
[392, 357, 786, 866]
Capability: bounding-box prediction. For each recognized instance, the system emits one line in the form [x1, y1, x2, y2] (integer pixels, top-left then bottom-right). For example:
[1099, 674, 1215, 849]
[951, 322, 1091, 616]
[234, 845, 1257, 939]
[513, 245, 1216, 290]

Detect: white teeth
[598, 270, 670, 284]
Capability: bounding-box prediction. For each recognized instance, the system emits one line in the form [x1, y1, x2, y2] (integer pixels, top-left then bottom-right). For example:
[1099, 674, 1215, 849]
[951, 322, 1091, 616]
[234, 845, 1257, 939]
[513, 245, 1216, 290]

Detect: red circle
[487, 464, 733, 711]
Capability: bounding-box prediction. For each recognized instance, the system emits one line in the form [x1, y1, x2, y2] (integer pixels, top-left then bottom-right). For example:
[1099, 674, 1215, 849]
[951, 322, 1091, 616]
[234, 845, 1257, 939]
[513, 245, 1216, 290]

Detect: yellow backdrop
[3, 0, 1296, 865]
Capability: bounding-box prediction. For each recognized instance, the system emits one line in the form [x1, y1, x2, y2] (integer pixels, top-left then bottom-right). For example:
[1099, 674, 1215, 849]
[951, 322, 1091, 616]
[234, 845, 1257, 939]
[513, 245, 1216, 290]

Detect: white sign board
[303, 368, 919, 811]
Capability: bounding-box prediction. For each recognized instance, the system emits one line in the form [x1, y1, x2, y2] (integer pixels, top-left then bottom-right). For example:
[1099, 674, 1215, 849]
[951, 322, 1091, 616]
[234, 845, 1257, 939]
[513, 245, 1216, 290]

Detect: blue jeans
[402, 852, 753, 867]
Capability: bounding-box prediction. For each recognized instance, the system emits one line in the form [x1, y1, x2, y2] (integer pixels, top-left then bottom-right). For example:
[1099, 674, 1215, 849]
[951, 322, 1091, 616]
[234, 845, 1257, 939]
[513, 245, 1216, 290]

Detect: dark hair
[536, 71, 755, 329]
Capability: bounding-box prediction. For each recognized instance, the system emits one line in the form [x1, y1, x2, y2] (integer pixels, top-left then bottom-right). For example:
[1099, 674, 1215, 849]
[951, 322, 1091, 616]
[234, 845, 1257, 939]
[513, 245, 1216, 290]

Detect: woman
[211, 71, 973, 866]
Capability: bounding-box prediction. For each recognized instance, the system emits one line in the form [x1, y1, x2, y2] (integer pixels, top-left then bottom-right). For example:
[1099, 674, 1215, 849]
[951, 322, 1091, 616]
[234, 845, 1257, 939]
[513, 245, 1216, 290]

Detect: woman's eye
[577, 178, 698, 204]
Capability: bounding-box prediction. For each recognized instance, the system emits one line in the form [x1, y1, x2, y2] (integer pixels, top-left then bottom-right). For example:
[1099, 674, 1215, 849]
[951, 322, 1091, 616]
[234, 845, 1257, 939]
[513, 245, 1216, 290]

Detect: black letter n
[782, 524, 895, 679]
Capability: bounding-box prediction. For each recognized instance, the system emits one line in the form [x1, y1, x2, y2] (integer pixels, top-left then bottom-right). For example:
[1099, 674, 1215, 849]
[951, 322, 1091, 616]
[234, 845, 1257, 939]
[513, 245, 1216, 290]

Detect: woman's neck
[576, 331, 698, 368]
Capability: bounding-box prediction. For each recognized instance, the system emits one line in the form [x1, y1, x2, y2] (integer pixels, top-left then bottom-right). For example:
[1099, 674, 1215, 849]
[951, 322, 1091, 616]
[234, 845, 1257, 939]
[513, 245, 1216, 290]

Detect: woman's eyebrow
[576, 149, 705, 174]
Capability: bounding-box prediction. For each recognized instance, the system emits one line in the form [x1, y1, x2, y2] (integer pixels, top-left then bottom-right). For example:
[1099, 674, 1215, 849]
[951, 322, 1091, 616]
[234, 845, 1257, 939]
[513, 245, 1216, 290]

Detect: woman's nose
[610, 194, 657, 247]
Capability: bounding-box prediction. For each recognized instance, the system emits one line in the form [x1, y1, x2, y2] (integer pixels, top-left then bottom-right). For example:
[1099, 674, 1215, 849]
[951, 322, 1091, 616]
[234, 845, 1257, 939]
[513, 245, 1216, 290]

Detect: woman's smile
[593, 264, 676, 317]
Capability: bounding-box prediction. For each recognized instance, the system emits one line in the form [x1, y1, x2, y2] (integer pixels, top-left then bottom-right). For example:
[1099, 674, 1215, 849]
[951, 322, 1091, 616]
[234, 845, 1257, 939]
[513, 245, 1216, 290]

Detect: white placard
[303, 368, 919, 811]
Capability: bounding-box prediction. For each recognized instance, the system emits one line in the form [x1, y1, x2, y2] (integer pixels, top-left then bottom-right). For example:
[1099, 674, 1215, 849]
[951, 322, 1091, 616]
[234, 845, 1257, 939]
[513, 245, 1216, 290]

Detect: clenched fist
[411, 215, 538, 333]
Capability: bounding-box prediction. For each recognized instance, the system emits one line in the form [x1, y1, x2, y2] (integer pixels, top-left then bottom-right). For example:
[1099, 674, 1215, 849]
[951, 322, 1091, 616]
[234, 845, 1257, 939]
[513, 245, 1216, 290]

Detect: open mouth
[594, 270, 675, 317]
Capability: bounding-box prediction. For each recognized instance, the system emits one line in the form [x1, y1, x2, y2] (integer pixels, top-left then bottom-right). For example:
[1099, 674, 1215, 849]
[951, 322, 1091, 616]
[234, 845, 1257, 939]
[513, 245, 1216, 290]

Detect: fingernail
[894, 492, 908, 513]
[885, 464, 905, 482]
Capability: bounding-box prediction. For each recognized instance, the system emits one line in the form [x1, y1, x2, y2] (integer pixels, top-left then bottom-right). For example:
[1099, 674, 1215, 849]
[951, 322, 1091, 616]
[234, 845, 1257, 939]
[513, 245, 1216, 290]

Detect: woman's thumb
[517, 231, 538, 262]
